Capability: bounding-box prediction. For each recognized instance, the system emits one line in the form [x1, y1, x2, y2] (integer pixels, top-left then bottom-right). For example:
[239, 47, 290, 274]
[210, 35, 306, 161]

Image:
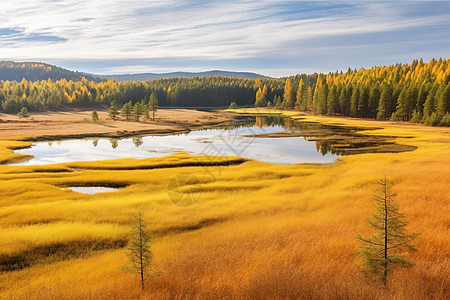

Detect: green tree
[148, 92, 159, 120]
[437, 85, 450, 117]
[132, 102, 144, 121]
[121, 101, 133, 120]
[17, 106, 30, 118]
[92, 111, 99, 122]
[108, 100, 119, 121]
[228, 101, 237, 109]
[357, 177, 418, 286]
[377, 86, 393, 120]
[124, 212, 161, 290]
[327, 85, 339, 116]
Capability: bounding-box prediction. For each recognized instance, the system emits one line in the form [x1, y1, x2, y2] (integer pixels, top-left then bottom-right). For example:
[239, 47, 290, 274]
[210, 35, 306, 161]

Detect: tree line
[262, 58, 450, 126]
[1, 58, 449, 126]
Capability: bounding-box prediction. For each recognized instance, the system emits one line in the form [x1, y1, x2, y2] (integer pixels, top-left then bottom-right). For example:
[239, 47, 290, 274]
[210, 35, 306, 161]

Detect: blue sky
[1, 1, 449, 77]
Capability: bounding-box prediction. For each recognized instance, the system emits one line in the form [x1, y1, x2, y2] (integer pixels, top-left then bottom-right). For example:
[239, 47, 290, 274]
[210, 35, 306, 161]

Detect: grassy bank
[0, 110, 449, 299]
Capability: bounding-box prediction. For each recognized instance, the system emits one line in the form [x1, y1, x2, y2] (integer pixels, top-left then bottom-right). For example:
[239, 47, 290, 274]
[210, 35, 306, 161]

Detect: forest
[1, 58, 449, 125]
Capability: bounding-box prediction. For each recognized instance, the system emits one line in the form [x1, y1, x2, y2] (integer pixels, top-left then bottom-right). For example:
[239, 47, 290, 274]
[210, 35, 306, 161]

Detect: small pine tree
[148, 92, 158, 120]
[228, 101, 237, 109]
[132, 102, 144, 122]
[17, 107, 30, 118]
[357, 177, 418, 286]
[121, 101, 133, 120]
[108, 100, 119, 121]
[124, 212, 161, 290]
[92, 111, 99, 122]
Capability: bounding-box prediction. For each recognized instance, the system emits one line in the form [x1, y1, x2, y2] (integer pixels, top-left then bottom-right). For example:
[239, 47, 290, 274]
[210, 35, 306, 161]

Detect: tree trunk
[139, 217, 144, 290]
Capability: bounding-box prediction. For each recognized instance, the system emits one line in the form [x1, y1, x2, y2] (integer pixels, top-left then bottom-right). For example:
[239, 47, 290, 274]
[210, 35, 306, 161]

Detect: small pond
[68, 187, 119, 194]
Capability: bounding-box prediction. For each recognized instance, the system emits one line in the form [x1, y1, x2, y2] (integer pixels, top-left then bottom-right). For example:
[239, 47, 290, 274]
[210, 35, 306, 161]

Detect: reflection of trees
[255, 116, 286, 129]
[132, 137, 143, 147]
[109, 139, 119, 149]
[47, 142, 53, 147]
[313, 140, 346, 156]
[92, 139, 99, 147]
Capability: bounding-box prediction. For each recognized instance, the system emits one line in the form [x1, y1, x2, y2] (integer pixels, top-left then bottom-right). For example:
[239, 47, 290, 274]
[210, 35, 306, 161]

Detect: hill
[0, 61, 102, 82]
[97, 70, 269, 81]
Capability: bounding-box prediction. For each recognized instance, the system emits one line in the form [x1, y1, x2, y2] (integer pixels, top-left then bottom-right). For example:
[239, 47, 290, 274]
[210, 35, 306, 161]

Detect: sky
[1, 0, 450, 77]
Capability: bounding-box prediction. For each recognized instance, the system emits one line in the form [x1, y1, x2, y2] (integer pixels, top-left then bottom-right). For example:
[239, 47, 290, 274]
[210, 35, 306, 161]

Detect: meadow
[0, 109, 449, 299]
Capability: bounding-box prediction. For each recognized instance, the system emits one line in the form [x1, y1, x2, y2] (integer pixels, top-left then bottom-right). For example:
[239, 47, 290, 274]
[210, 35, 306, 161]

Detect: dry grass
[0, 112, 449, 299]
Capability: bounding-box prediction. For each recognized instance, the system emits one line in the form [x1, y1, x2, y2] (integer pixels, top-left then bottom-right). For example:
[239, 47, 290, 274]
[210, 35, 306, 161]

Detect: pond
[11, 115, 411, 166]
[67, 187, 119, 194]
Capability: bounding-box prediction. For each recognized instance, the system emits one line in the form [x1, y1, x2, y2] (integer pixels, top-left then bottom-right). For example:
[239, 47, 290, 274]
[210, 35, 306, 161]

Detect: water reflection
[133, 137, 143, 147]
[11, 115, 399, 166]
[109, 139, 119, 149]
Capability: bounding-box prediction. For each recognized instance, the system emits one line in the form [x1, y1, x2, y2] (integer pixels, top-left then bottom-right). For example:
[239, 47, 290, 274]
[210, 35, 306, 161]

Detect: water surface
[12, 116, 373, 165]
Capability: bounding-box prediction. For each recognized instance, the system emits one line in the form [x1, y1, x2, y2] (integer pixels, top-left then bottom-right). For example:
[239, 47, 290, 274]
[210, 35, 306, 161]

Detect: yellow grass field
[0, 110, 449, 299]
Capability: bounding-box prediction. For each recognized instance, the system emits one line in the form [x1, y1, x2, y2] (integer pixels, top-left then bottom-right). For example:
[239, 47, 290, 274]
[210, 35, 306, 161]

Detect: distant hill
[97, 70, 269, 81]
[0, 61, 103, 82]
[0, 61, 269, 82]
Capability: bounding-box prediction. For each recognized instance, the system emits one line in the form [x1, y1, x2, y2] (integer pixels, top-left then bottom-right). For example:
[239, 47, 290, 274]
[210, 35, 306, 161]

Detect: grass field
[0, 110, 449, 299]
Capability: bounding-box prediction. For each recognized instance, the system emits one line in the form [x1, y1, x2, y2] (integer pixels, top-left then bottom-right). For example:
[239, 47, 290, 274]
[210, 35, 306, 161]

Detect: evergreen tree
[350, 85, 360, 117]
[121, 101, 133, 120]
[437, 85, 450, 116]
[17, 106, 30, 118]
[124, 212, 161, 290]
[108, 100, 119, 121]
[91, 111, 99, 122]
[377, 86, 393, 120]
[357, 177, 418, 286]
[368, 85, 380, 119]
[228, 101, 237, 109]
[148, 92, 159, 120]
[327, 85, 338, 116]
[132, 102, 144, 121]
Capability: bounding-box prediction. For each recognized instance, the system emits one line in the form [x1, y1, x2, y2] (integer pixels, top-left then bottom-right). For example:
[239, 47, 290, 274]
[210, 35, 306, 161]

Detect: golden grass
[0, 111, 449, 299]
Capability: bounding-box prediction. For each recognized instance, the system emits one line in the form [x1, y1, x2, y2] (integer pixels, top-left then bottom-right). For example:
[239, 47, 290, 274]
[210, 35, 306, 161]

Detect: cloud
[0, 1, 449, 76]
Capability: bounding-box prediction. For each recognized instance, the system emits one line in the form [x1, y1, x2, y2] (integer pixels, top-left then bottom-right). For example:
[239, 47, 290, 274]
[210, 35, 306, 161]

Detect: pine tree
[327, 85, 338, 116]
[377, 86, 393, 120]
[124, 212, 161, 290]
[148, 92, 159, 120]
[350, 85, 360, 117]
[17, 106, 30, 118]
[108, 100, 119, 121]
[121, 101, 133, 120]
[437, 85, 450, 117]
[357, 177, 418, 286]
[132, 102, 144, 121]
[228, 101, 237, 109]
[91, 111, 99, 122]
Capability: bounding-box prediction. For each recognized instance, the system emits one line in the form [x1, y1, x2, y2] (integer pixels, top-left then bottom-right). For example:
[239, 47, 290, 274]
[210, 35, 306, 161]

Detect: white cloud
[0, 1, 449, 76]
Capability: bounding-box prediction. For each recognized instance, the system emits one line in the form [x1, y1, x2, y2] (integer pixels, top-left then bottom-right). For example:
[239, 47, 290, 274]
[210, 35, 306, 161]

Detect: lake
[10, 115, 400, 166]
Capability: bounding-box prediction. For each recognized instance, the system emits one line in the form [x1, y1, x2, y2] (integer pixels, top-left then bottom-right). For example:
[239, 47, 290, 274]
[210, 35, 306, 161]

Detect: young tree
[17, 106, 30, 118]
[108, 100, 119, 121]
[148, 92, 159, 120]
[121, 101, 133, 120]
[92, 111, 99, 122]
[228, 101, 237, 109]
[357, 177, 418, 286]
[132, 102, 144, 121]
[124, 212, 161, 290]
